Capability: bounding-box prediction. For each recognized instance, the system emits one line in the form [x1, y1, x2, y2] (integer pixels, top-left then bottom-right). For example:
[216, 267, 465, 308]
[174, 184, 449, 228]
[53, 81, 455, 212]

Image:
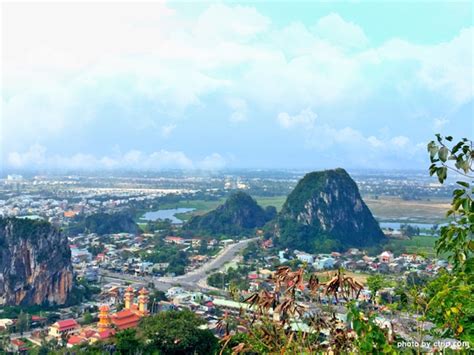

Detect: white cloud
[198, 153, 227, 170]
[161, 124, 177, 138]
[277, 109, 317, 129]
[313, 13, 369, 50]
[227, 98, 248, 123]
[2, 3, 471, 169]
[433, 118, 449, 130]
[6, 145, 226, 171]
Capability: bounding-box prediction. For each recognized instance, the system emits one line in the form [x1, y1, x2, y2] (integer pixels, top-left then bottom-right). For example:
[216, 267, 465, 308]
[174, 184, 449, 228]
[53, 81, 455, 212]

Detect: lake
[140, 208, 195, 224]
[379, 222, 436, 230]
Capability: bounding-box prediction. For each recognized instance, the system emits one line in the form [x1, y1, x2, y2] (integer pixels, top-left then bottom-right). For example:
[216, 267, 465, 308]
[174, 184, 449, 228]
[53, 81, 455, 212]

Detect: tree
[427, 135, 473, 273]
[83, 311, 93, 324]
[198, 239, 208, 255]
[426, 135, 474, 343]
[366, 275, 386, 303]
[16, 311, 29, 334]
[115, 328, 141, 354]
[141, 310, 218, 355]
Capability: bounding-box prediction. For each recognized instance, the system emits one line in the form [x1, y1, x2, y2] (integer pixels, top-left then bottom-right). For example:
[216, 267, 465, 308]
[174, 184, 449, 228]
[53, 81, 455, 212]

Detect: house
[166, 287, 186, 299]
[10, 339, 28, 352]
[347, 248, 362, 255]
[278, 250, 288, 263]
[262, 239, 273, 249]
[208, 239, 218, 246]
[220, 239, 234, 247]
[295, 251, 314, 264]
[67, 335, 87, 348]
[379, 251, 394, 263]
[49, 319, 80, 338]
[165, 236, 185, 245]
[314, 257, 335, 270]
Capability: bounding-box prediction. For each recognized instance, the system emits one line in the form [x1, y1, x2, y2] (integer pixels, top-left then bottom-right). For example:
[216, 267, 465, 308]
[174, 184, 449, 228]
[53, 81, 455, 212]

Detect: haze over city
[2, 1, 472, 172]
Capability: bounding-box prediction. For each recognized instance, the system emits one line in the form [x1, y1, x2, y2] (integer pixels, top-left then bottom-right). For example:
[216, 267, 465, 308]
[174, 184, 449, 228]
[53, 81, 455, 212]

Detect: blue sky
[2, 1, 473, 171]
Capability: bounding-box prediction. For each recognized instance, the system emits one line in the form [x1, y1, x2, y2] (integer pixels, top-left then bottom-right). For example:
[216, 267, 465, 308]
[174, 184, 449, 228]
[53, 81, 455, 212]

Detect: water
[140, 208, 195, 224]
[379, 222, 435, 230]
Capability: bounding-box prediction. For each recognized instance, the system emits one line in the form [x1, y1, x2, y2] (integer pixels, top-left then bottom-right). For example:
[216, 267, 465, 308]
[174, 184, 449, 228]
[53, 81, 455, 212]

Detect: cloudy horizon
[2, 1, 473, 172]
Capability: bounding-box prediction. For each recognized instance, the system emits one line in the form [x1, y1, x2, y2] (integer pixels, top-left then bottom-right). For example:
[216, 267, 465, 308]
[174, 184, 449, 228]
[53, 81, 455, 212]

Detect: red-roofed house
[10, 339, 28, 352]
[67, 335, 87, 348]
[111, 309, 141, 330]
[165, 236, 185, 244]
[49, 319, 80, 338]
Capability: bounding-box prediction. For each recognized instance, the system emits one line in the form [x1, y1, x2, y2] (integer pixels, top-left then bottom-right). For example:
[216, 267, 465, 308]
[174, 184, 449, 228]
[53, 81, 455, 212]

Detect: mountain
[184, 191, 272, 236]
[84, 212, 140, 234]
[0, 218, 73, 306]
[274, 168, 386, 253]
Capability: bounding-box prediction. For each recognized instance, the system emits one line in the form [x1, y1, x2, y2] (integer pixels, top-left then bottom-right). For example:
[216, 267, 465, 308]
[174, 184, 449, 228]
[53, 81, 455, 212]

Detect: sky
[1, 1, 473, 172]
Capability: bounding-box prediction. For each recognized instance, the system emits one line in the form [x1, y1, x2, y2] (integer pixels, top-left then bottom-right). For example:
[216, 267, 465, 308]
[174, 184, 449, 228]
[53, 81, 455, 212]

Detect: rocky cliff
[0, 218, 73, 306]
[184, 191, 272, 236]
[274, 168, 386, 252]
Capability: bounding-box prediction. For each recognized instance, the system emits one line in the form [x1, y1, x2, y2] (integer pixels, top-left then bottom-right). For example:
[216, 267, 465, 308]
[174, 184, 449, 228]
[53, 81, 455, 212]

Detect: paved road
[173, 237, 258, 283]
[100, 237, 258, 291]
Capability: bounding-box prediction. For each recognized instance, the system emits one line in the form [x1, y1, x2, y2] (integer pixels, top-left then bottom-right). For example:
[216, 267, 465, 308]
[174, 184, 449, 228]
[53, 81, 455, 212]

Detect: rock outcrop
[0, 218, 73, 306]
[274, 168, 386, 252]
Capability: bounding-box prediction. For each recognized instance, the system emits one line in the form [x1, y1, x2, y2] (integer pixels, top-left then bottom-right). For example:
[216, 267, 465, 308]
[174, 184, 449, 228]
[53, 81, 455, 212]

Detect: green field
[364, 196, 449, 224]
[385, 235, 439, 257]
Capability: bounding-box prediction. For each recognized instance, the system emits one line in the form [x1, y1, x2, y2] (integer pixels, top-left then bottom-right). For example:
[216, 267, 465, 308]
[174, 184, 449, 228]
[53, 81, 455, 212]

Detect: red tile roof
[11, 339, 25, 346]
[97, 329, 115, 339]
[111, 309, 140, 330]
[67, 335, 86, 346]
[54, 319, 79, 331]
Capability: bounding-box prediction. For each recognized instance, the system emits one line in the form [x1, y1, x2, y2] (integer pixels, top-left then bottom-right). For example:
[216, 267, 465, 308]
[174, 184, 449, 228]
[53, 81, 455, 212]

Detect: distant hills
[84, 212, 140, 234]
[183, 191, 274, 236]
[273, 168, 386, 252]
[181, 169, 385, 251]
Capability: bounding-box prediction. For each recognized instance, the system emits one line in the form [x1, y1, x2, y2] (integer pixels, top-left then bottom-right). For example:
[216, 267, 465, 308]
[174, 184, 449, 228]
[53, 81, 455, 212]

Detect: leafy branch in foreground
[427, 135, 473, 273]
[425, 135, 473, 343]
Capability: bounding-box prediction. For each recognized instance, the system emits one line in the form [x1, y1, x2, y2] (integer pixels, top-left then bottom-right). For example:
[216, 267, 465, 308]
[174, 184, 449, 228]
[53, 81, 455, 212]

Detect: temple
[47, 286, 150, 347]
[103, 286, 149, 331]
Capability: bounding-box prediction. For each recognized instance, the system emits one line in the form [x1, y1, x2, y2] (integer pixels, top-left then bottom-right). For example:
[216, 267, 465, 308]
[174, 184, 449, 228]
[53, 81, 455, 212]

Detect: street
[99, 237, 258, 291]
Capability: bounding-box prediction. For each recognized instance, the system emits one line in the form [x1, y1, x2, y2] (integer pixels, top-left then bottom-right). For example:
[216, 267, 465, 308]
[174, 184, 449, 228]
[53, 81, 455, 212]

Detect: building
[111, 309, 141, 330]
[97, 305, 112, 332]
[165, 236, 185, 244]
[10, 339, 28, 352]
[379, 251, 394, 263]
[106, 286, 150, 331]
[295, 252, 314, 264]
[49, 319, 80, 338]
[314, 257, 335, 270]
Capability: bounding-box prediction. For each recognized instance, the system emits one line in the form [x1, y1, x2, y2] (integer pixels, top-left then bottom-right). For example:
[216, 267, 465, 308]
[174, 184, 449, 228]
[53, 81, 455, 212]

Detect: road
[99, 237, 258, 292]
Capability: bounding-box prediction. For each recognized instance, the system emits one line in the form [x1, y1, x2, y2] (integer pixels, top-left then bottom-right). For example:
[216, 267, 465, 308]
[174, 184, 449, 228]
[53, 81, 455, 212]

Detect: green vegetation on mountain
[274, 168, 386, 252]
[83, 212, 140, 235]
[183, 191, 274, 236]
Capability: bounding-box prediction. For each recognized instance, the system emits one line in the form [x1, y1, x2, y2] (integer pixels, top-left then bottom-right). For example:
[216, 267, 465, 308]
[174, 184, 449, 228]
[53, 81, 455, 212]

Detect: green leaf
[439, 147, 449, 162]
[457, 181, 470, 188]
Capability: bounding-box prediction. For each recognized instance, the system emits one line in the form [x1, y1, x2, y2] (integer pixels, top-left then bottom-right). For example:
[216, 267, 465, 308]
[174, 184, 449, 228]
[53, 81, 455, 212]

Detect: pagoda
[137, 287, 150, 316]
[97, 305, 112, 332]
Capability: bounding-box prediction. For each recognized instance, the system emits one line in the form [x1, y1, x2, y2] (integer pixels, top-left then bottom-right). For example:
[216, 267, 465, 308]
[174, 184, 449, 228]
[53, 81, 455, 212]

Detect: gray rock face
[0, 218, 73, 306]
